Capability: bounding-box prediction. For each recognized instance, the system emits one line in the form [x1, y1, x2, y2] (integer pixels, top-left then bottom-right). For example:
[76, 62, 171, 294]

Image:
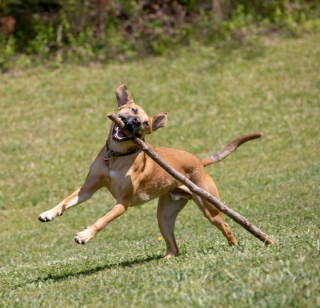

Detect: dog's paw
[38, 210, 60, 222]
[74, 228, 97, 245]
[164, 252, 177, 259]
[164, 249, 179, 259]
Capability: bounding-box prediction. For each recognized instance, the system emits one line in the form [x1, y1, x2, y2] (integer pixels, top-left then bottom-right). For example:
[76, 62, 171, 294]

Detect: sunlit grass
[0, 35, 320, 307]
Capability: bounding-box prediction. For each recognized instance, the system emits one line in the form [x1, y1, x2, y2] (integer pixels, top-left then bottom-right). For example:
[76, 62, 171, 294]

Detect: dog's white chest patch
[110, 168, 133, 178]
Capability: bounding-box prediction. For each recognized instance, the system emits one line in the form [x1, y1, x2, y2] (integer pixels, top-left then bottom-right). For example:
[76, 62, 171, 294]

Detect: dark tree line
[0, 0, 319, 69]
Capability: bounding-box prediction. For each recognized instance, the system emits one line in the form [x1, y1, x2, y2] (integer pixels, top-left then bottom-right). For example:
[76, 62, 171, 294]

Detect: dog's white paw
[74, 228, 97, 245]
[38, 209, 60, 222]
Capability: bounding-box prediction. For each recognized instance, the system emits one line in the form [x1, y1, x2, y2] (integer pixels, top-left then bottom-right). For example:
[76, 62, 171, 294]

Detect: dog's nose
[131, 117, 141, 128]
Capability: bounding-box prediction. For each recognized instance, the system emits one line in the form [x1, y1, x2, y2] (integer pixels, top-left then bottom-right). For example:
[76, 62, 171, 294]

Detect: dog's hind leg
[157, 193, 189, 258]
[191, 174, 238, 246]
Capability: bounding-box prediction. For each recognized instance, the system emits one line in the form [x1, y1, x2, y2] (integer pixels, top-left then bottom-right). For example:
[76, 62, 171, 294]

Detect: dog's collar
[104, 141, 140, 161]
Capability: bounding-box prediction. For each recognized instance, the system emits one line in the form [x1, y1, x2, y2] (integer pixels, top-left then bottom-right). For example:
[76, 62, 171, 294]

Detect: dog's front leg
[74, 200, 129, 244]
[38, 177, 103, 222]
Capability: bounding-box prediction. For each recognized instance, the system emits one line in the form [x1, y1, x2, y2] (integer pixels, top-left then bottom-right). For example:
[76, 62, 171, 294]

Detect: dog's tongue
[118, 129, 127, 138]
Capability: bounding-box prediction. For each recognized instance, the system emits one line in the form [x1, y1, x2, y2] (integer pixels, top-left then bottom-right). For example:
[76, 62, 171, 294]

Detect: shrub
[0, 0, 319, 71]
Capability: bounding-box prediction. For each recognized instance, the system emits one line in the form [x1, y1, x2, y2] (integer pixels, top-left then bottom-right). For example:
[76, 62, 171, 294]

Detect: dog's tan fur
[39, 85, 259, 258]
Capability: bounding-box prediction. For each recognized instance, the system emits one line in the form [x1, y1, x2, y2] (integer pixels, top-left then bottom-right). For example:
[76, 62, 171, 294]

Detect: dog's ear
[151, 112, 168, 133]
[116, 84, 134, 108]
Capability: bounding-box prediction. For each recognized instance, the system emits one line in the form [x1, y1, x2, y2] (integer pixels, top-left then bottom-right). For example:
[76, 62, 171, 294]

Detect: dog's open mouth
[112, 124, 129, 142]
[112, 116, 142, 142]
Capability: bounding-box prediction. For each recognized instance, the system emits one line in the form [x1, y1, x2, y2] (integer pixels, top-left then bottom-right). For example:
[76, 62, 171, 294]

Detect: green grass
[0, 35, 320, 307]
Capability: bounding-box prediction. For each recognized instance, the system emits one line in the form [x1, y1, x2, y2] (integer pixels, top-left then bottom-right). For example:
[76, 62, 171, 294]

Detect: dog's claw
[38, 210, 59, 222]
[38, 215, 46, 222]
[74, 235, 86, 245]
[74, 228, 96, 245]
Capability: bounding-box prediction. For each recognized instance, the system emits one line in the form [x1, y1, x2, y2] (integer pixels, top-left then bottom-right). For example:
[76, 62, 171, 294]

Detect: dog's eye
[144, 121, 149, 127]
[131, 108, 138, 114]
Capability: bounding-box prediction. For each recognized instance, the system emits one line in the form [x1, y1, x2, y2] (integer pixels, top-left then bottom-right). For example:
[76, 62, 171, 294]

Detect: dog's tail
[200, 134, 262, 167]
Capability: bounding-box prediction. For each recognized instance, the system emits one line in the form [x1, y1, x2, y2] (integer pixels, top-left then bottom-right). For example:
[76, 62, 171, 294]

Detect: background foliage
[1, 0, 320, 71]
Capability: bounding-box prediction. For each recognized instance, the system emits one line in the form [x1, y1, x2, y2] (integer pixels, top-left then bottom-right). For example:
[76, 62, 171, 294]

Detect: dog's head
[111, 84, 168, 143]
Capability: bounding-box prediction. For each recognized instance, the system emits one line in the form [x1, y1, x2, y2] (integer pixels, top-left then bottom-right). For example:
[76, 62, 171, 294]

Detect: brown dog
[39, 85, 260, 258]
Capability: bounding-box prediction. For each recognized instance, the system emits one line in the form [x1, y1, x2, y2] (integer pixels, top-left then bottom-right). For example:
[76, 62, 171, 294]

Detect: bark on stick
[107, 112, 276, 245]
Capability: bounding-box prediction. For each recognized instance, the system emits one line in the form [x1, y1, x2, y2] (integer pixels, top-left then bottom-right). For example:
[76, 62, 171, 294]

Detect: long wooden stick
[107, 113, 276, 245]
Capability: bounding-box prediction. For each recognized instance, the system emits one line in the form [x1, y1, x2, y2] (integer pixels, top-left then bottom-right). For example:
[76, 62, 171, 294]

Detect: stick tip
[266, 237, 276, 245]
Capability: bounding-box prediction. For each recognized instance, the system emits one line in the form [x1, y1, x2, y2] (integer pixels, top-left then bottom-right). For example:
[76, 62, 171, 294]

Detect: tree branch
[107, 112, 276, 245]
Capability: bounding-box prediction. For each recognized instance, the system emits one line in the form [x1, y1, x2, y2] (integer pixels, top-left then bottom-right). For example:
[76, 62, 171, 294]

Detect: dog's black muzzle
[120, 116, 141, 133]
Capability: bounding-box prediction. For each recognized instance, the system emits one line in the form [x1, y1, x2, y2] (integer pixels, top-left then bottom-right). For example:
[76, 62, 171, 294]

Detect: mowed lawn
[0, 35, 320, 307]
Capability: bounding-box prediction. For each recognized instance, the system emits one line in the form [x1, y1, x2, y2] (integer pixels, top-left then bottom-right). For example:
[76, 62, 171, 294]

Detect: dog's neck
[107, 135, 140, 155]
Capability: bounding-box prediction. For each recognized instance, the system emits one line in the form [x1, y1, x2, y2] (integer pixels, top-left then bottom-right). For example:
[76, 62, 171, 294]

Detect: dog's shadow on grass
[14, 254, 163, 289]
